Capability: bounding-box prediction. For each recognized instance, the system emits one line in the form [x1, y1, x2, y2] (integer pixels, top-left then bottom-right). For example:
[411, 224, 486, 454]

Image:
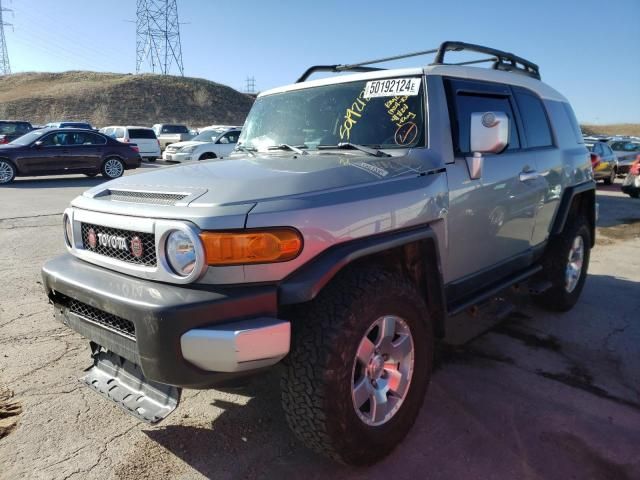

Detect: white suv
[100, 126, 162, 162]
[162, 127, 241, 162]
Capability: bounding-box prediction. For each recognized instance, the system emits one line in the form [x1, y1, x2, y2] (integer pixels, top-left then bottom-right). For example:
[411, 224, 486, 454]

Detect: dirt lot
[0, 171, 639, 480]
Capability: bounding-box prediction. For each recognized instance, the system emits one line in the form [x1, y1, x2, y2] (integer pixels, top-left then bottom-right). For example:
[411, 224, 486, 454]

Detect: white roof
[259, 64, 567, 103]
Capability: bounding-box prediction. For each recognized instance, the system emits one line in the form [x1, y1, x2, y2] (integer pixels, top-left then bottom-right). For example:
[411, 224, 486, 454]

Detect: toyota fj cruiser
[42, 42, 596, 465]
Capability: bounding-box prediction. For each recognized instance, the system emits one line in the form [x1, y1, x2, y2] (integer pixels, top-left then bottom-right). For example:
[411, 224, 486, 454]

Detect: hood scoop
[89, 187, 207, 206]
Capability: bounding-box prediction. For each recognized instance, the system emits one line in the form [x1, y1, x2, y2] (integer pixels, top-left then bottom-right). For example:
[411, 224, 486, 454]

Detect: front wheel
[0, 159, 16, 184]
[198, 152, 217, 161]
[281, 267, 433, 465]
[534, 217, 591, 312]
[101, 157, 124, 179]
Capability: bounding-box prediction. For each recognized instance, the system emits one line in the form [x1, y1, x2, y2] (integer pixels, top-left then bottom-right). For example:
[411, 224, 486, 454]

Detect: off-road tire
[281, 266, 433, 465]
[535, 217, 591, 312]
[0, 159, 16, 184]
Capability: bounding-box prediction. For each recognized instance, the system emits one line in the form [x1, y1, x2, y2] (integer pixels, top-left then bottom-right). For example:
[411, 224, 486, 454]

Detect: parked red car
[0, 128, 141, 185]
[621, 155, 640, 198]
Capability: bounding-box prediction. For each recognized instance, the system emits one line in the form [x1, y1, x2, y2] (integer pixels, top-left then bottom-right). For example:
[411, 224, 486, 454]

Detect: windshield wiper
[317, 142, 391, 158]
[234, 143, 256, 157]
[267, 144, 308, 155]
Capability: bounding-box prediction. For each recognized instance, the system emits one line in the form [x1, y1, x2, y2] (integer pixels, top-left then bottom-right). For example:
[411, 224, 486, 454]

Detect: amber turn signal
[200, 229, 302, 265]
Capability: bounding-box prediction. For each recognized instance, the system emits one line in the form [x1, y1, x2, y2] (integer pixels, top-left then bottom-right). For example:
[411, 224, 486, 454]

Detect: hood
[166, 141, 206, 149]
[83, 152, 427, 208]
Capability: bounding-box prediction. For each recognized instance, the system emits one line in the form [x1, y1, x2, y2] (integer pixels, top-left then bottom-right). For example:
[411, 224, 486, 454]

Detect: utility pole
[0, 0, 12, 75]
[136, 0, 184, 76]
[245, 76, 256, 94]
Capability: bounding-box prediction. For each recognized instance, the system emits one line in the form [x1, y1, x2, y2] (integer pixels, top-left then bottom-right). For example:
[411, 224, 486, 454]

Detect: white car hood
[168, 140, 211, 149]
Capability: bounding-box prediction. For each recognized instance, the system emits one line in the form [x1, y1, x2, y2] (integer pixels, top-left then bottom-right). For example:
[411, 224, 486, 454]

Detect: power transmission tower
[136, 0, 184, 76]
[245, 76, 256, 94]
[0, 0, 12, 75]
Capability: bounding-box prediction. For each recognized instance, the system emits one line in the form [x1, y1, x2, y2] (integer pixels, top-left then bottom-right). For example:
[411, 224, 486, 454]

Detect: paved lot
[0, 171, 639, 480]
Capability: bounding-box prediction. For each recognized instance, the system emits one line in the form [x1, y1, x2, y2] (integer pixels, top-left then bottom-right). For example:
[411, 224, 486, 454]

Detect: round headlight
[63, 214, 73, 247]
[166, 230, 197, 276]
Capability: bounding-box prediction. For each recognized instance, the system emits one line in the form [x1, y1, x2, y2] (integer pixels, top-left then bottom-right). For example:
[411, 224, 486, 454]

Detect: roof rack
[296, 41, 540, 83]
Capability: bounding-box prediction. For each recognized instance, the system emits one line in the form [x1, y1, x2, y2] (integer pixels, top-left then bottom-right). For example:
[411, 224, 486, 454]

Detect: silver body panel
[61, 65, 590, 289]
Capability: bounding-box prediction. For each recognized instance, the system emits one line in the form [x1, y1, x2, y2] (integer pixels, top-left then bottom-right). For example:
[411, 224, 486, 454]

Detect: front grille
[106, 190, 187, 206]
[81, 222, 156, 266]
[65, 296, 136, 340]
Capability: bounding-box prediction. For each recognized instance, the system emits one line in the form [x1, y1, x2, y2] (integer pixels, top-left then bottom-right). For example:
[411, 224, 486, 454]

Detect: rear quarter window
[513, 89, 553, 148]
[128, 129, 157, 139]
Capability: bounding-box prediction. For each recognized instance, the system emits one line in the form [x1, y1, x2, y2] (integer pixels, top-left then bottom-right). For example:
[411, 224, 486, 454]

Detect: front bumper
[162, 151, 191, 162]
[42, 254, 289, 388]
[621, 174, 640, 195]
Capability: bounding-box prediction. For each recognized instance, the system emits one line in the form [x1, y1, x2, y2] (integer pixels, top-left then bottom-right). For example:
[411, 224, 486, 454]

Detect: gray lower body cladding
[42, 254, 280, 388]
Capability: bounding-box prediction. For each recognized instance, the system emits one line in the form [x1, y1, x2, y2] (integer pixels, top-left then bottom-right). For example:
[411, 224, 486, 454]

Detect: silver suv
[42, 42, 596, 465]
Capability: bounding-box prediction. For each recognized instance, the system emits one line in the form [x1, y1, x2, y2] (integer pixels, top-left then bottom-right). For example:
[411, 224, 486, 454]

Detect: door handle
[519, 170, 540, 182]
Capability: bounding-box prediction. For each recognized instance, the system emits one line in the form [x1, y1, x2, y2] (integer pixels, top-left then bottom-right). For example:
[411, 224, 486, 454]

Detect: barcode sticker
[363, 78, 421, 98]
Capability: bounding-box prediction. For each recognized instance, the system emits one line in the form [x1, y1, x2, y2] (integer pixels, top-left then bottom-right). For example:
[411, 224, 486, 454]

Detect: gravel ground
[0, 173, 639, 480]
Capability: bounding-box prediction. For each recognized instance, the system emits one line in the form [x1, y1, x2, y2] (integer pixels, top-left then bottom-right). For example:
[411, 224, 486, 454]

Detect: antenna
[0, 0, 12, 75]
[245, 76, 256, 94]
[136, 0, 184, 76]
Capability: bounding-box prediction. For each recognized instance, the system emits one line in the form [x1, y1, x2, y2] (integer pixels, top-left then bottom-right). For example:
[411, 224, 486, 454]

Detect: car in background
[621, 156, 640, 198]
[152, 124, 195, 150]
[45, 121, 96, 130]
[0, 120, 33, 144]
[162, 127, 241, 162]
[100, 126, 162, 162]
[585, 138, 617, 184]
[0, 128, 141, 185]
[609, 140, 640, 175]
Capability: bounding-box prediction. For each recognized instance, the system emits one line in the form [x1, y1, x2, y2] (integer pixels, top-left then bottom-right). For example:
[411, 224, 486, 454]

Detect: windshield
[9, 130, 47, 145]
[191, 130, 224, 142]
[238, 77, 425, 152]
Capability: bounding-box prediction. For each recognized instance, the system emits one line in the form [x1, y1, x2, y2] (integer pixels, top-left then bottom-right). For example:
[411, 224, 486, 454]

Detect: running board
[82, 350, 181, 424]
[447, 265, 542, 317]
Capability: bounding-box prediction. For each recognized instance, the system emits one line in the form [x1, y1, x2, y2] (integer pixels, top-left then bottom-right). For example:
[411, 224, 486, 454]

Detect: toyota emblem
[130, 236, 144, 258]
[87, 228, 97, 249]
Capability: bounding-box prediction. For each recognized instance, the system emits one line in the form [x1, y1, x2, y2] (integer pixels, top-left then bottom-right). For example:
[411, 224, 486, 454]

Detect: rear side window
[514, 89, 552, 148]
[161, 125, 189, 134]
[115, 128, 126, 139]
[128, 128, 157, 139]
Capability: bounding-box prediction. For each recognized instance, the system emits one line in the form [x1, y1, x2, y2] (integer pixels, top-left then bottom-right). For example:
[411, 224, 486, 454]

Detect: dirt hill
[581, 124, 640, 137]
[0, 71, 254, 128]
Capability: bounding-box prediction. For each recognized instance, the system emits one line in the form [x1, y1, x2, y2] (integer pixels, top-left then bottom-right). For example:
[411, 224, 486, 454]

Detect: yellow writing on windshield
[339, 88, 371, 141]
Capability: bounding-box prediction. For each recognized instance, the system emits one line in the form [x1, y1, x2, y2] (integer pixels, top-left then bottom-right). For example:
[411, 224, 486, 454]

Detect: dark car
[0, 128, 141, 185]
[0, 120, 34, 144]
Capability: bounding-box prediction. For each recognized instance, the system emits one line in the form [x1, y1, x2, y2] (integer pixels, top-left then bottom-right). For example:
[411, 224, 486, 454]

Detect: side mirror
[466, 111, 509, 180]
[33, 140, 43, 148]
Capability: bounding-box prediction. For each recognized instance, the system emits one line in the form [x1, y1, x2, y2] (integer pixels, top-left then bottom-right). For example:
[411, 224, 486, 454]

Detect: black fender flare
[551, 180, 596, 247]
[278, 225, 447, 337]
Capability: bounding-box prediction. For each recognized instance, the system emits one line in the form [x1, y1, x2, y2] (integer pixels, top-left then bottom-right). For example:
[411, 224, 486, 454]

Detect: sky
[2, 0, 639, 124]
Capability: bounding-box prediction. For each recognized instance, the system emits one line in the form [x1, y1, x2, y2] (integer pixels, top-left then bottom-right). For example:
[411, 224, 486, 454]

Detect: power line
[0, 0, 12, 74]
[136, 0, 184, 76]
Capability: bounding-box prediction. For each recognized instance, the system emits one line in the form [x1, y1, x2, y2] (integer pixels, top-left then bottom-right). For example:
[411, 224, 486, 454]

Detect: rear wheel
[281, 266, 433, 465]
[101, 157, 124, 179]
[0, 159, 16, 184]
[604, 167, 615, 185]
[535, 217, 591, 312]
[146, 157, 157, 163]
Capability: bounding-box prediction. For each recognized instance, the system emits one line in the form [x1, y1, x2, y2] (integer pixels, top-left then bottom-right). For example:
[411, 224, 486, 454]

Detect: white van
[100, 126, 162, 162]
